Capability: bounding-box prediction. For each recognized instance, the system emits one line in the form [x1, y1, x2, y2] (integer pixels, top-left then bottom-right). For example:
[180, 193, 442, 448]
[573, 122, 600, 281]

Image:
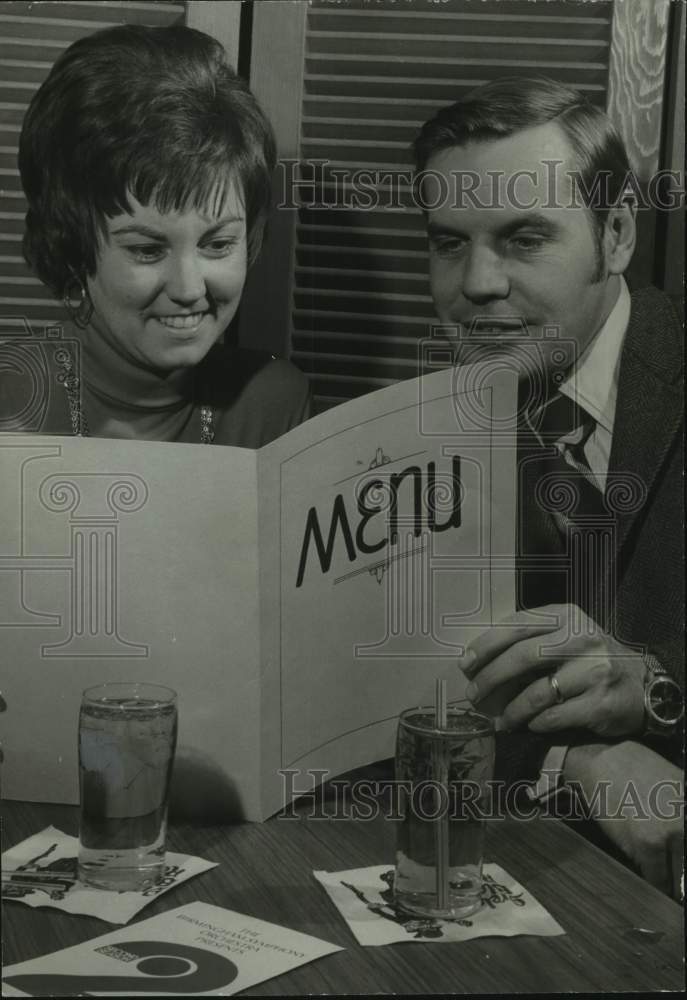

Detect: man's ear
[604, 197, 636, 275]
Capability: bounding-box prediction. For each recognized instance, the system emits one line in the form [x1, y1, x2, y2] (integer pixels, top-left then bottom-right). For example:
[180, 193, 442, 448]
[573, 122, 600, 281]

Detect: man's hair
[413, 76, 632, 248]
[19, 24, 276, 295]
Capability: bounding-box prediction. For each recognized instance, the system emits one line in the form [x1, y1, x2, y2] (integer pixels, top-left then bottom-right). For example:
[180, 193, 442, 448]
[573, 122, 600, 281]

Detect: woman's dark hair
[413, 76, 632, 247]
[19, 24, 276, 295]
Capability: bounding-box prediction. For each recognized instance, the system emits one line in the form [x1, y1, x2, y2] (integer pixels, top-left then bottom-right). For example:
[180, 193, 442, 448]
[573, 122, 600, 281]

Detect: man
[414, 78, 684, 898]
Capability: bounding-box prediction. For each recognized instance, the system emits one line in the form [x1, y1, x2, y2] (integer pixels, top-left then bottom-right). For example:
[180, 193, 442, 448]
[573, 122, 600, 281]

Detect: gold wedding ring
[549, 673, 565, 705]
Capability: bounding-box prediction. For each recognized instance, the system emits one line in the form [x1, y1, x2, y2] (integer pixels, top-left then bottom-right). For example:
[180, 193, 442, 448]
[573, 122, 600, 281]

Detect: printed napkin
[1, 900, 343, 997]
[313, 863, 565, 945]
[2, 826, 217, 924]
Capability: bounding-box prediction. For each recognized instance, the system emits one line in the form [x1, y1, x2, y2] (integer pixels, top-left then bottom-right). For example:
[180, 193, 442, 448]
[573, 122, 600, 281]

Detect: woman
[11, 23, 310, 446]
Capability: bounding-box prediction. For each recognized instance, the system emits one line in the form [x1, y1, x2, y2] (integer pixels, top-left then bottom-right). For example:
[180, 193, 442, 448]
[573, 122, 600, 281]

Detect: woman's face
[86, 181, 247, 372]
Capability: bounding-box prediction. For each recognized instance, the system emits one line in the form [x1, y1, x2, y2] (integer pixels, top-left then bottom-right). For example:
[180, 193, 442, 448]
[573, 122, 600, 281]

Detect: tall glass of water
[77, 682, 178, 891]
[393, 705, 494, 919]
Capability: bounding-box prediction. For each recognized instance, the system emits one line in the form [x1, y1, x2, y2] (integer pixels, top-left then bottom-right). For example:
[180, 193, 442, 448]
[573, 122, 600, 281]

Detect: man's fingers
[465, 633, 561, 704]
[501, 663, 593, 730]
[463, 605, 604, 681]
[526, 693, 602, 733]
[462, 606, 564, 678]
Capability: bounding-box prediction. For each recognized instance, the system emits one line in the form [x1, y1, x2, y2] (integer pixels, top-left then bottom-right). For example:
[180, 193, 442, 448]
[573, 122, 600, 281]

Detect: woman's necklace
[55, 347, 215, 444]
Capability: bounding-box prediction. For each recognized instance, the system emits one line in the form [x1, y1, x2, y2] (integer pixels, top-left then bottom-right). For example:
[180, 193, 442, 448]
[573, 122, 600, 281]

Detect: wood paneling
[606, 0, 671, 291]
[607, 0, 670, 178]
[657, 0, 685, 302]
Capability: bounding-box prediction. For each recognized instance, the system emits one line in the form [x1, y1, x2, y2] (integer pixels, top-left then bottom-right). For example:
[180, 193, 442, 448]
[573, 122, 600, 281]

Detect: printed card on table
[1, 901, 342, 997]
[2, 827, 217, 924]
[314, 864, 566, 946]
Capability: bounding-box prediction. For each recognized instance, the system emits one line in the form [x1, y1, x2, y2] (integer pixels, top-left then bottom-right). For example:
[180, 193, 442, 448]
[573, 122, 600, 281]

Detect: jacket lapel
[607, 287, 683, 554]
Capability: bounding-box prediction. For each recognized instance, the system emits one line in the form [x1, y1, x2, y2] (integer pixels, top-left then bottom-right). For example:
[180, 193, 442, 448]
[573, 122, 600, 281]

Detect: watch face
[648, 677, 685, 727]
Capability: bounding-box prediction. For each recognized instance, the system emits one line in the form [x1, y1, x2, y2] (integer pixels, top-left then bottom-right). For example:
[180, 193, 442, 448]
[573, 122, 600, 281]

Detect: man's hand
[462, 604, 646, 738]
[564, 741, 684, 900]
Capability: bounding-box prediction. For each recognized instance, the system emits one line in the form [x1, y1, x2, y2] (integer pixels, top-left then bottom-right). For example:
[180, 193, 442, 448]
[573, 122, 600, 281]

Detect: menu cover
[0, 365, 517, 820]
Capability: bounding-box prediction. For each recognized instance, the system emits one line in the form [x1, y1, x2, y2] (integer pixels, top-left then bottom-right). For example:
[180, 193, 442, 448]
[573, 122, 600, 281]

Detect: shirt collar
[558, 277, 631, 435]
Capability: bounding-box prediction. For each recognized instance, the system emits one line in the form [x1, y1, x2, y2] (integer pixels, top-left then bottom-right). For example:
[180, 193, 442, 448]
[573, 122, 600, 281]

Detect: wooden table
[2, 799, 684, 994]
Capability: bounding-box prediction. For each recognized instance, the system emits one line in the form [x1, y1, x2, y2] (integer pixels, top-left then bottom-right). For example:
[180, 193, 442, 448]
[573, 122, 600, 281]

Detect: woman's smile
[154, 312, 208, 332]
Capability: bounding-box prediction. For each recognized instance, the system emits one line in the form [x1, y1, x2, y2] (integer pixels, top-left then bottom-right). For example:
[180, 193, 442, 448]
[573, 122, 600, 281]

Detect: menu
[0, 364, 517, 819]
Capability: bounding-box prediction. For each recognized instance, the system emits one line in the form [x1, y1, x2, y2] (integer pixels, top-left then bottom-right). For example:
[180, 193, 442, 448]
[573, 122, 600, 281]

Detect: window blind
[290, 0, 615, 412]
[0, 0, 185, 339]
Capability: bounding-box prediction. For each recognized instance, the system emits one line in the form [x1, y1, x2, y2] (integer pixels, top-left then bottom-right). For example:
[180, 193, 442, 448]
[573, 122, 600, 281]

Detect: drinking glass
[77, 682, 178, 891]
[393, 705, 494, 919]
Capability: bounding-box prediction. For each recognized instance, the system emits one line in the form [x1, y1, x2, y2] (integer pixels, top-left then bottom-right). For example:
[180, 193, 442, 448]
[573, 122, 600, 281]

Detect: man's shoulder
[626, 286, 683, 382]
[629, 285, 681, 326]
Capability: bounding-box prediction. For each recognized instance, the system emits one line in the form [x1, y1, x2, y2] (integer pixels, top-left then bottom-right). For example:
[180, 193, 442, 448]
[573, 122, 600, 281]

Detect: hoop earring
[63, 268, 93, 330]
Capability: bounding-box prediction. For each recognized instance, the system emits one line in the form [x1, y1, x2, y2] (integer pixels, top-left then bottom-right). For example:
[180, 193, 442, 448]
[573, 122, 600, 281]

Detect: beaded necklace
[55, 347, 215, 443]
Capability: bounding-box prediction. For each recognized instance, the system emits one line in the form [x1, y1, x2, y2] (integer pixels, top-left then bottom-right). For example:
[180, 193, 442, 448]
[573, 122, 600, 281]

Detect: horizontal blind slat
[306, 53, 607, 70]
[303, 75, 607, 101]
[7, 2, 184, 19]
[307, 3, 611, 29]
[296, 242, 427, 260]
[0, 3, 184, 30]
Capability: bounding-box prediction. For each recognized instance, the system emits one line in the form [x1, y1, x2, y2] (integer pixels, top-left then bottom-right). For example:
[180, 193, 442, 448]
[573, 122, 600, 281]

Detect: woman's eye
[127, 244, 165, 262]
[202, 237, 238, 256]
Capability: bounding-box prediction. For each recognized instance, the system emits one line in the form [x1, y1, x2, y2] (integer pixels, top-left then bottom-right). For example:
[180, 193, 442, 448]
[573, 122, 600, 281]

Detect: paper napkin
[313, 863, 565, 945]
[1, 900, 343, 997]
[2, 826, 217, 924]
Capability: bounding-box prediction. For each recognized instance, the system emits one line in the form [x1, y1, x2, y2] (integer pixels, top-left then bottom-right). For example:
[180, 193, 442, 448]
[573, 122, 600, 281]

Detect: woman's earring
[63, 268, 93, 329]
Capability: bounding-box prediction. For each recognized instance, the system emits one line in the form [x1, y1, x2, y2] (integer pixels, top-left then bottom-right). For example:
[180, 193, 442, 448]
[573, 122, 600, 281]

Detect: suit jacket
[498, 286, 684, 779]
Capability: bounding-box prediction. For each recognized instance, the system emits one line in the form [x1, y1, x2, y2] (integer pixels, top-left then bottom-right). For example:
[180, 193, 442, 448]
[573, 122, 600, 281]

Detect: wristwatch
[643, 658, 684, 737]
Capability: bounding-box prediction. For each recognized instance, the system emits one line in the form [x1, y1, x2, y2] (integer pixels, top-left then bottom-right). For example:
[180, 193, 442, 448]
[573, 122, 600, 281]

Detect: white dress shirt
[557, 277, 631, 490]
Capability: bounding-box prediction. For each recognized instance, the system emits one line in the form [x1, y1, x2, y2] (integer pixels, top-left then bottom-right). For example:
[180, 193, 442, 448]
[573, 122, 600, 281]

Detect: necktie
[536, 391, 599, 487]
[531, 393, 614, 627]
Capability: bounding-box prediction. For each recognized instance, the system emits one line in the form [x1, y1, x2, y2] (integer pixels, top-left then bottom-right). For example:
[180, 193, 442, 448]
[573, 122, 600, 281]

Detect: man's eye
[430, 238, 466, 257]
[127, 244, 165, 262]
[511, 235, 546, 251]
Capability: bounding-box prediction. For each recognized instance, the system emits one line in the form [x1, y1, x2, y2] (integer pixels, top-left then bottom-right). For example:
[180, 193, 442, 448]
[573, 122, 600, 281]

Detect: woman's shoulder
[240, 349, 310, 399]
[202, 343, 309, 404]
[200, 344, 312, 448]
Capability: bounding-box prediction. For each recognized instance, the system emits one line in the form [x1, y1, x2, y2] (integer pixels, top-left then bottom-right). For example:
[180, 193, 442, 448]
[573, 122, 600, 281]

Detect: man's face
[423, 122, 620, 384]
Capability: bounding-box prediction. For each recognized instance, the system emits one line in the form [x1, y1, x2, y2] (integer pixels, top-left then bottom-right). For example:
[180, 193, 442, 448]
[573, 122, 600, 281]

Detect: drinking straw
[435, 676, 447, 729]
[435, 677, 450, 911]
